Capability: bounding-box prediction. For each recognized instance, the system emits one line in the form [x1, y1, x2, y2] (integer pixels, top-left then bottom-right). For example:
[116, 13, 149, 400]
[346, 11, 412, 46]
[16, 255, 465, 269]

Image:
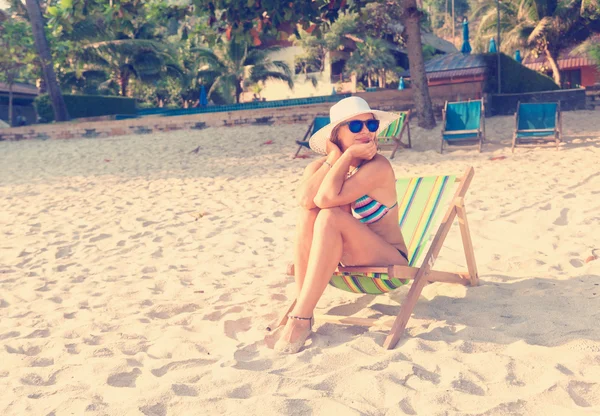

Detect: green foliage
[483, 53, 559, 94]
[344, 37, 397, 87]
[0, 18, 37, 85]
[195, 40, 293, 103]
[423, 0, 470, 33]
[191, 0, 356, 42]
[589, 44, 600, 69]
[35, 94, 137, 122]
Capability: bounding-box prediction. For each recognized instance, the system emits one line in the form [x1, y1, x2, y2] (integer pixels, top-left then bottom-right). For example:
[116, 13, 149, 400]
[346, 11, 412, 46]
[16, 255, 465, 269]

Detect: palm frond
[527, 16, 554, 44]
[249, 69, 294, 90]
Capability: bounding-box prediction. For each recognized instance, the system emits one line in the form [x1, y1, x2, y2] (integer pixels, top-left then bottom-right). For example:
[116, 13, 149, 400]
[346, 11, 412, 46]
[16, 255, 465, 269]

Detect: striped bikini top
[352, 196, 397, 224]
[347, 162, 397, 224]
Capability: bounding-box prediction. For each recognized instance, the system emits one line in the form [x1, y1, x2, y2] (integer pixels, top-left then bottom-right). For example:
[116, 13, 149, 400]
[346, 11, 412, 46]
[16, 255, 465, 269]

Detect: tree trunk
[119, 71, 129, 96]
[8, 81, 14, 128]
[401, 0, 436, 129]
[235, 78, 243, 103]
[25, 0, 69, 122]
[545, 46, 562, 87]
[367, 74, 372, 88]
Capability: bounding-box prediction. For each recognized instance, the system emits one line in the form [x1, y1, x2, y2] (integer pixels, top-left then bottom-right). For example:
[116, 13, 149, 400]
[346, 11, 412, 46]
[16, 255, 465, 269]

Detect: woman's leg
[276, 207, 408, 352]
[294, 206, 320, 297]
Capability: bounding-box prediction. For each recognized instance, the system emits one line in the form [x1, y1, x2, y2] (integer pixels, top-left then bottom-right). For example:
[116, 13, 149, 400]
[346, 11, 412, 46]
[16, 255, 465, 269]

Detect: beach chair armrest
[443, 129, 479, 135]
[516, 128, 556, 133]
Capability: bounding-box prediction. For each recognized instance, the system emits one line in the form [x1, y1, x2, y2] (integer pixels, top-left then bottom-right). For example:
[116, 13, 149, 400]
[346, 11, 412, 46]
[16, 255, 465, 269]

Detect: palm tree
[195, 40, 294, 104]
[473, 0, 598, 85]
[24, 0, 69, 121]
[400, 0, 436, 129]
[343, 37, 397, 88]
[79, 39, 181, 96]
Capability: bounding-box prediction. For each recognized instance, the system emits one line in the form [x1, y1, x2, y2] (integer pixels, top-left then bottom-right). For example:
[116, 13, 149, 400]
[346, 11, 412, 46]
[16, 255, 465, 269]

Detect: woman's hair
[329, 124, 342, 146]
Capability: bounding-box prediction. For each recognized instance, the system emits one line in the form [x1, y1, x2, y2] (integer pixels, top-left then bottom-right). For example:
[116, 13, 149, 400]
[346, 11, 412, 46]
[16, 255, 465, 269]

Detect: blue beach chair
[441, 99, 485, 153]
[294, 116, 330, 158]
[512, 102, 562, 152]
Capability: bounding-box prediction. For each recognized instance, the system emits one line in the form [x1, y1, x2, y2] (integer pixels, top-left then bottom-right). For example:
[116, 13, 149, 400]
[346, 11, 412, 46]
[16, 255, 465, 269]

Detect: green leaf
[47, 6, 59, 16]
[61, 0, 73, 9]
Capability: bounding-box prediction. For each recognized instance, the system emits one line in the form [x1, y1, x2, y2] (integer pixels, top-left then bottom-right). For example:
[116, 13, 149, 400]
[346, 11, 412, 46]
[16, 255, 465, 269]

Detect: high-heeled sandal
[273, 315, 313, 354]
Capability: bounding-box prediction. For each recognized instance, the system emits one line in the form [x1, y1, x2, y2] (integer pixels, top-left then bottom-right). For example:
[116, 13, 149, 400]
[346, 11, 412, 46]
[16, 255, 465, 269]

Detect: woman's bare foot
[273, 316, 313, 354]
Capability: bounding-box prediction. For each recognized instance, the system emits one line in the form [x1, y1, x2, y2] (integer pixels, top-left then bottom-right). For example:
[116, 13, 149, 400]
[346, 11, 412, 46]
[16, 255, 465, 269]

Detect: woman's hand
[326, 139, 342, 156]
[347, 140, 377, 160]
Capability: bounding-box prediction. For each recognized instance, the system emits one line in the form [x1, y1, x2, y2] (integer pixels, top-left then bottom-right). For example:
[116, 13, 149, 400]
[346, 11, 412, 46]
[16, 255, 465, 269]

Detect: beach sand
[1, 111, 599, 415]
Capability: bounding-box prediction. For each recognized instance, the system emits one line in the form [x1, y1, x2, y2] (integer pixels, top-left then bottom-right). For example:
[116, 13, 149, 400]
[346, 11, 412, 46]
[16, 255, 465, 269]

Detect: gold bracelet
[324, 160, 332, 168]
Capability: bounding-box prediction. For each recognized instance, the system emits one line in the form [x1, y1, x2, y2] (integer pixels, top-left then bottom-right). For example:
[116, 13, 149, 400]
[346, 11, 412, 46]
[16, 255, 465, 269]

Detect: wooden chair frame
[511, 101, 562, 152]
[440, 99, 486, 154]
[378, 110, 412, 159]
[275, 166, 478, 350]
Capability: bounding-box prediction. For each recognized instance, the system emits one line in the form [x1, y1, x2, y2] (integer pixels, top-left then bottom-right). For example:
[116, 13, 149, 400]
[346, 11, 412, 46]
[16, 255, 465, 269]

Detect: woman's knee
[297, 206, 320, 224]
[314, 207, 342, 230]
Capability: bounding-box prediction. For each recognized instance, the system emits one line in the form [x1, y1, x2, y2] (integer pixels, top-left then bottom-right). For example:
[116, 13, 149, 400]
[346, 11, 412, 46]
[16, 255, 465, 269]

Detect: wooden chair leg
[512, 134, 516, 153]
[455, 198, 479, 286]
[390, 140, 400, 159]
[383, 273, 429, 349]
[276, 300, 296, 327]
[406, 122, 412, 149]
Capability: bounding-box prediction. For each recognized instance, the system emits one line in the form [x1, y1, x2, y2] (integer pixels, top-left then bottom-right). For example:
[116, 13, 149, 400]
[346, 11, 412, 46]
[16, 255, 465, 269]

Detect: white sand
[1, 111, 599, 415]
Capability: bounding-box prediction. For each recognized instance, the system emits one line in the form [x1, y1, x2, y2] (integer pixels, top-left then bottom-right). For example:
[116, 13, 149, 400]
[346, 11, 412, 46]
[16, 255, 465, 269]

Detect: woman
[274, 97, 410, 354]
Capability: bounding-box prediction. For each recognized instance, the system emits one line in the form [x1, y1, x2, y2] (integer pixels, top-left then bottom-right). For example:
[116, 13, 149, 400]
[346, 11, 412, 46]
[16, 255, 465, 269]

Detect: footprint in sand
[140, 403, 166, 416]
[107, 368, 142, 388]
[553, 208, 569, 226]
[172, 384, 198, 397]
[452, 376, 485, 396]
[31, 357, 54, 367]
[224, 317, 252, 340]
[6, 345, 42, 356]
[570, 259, 584, 268]
[89, 233, 111, 243]
[151, 358, 215, 377]
[146, 303, 199, 319]
[20, 371, 59, 386]
[0, 331, 20, 341]
[568, 380, 599, 407]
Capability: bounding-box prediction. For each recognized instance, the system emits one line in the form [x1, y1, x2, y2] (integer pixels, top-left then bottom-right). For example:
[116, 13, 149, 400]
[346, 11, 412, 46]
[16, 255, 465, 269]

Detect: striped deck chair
[377, 110, 412, 159]
[293, 116, 330, 158]
[277, 167, 478, 350]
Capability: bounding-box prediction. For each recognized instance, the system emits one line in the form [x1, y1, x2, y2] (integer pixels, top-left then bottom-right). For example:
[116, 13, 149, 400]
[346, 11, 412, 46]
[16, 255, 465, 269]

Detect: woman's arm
[314, 151, 390, 209]
[295, 148, 342, 209]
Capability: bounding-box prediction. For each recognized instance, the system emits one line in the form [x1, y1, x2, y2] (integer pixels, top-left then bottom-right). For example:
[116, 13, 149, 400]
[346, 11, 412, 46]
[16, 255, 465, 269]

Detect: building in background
[522, 36, 600, 89]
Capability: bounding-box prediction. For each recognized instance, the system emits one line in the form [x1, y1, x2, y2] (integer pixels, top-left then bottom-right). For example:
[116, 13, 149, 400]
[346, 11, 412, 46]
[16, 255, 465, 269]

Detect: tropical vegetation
[0, 0, 598, 129]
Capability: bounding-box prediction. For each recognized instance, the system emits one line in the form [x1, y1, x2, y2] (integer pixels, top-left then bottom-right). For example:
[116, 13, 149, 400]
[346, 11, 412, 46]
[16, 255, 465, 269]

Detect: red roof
[523, 36, 599, 71]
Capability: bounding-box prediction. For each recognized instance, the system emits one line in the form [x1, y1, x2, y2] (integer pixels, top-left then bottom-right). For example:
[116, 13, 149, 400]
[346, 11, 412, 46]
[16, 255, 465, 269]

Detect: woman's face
[333, 113, 378, 152]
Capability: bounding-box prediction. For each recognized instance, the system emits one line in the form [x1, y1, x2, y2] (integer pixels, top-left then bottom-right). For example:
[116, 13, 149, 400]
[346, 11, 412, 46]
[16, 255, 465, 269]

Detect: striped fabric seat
[329, 174, 457, 294]
[377, 112, 406, 145]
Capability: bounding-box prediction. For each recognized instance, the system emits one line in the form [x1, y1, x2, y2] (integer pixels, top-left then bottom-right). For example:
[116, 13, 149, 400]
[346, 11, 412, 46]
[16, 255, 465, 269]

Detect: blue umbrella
[398, 77, 405, 90]
[461, 18, 472, 54]
[331, 86, 336, 95]
[515, 50, 522, 63]
[199, 84, 208, 106]
[489, 38, 497, 53]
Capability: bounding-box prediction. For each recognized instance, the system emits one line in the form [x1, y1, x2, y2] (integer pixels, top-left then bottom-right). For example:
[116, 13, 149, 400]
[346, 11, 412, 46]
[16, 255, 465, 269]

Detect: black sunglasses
[341, 119, 380, 133]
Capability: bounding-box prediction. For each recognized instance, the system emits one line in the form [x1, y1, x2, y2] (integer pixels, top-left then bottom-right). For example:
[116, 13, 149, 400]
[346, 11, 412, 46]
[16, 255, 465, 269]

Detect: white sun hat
[308, 96, 400, 155]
